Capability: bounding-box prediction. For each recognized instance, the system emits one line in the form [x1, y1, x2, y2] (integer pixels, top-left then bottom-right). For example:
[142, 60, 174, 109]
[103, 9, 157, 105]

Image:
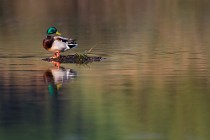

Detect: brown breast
[43, 36, 54, 50]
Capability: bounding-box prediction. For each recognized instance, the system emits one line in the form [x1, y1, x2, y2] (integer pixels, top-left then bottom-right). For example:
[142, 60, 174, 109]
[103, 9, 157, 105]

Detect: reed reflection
[43, 66, 77, 95]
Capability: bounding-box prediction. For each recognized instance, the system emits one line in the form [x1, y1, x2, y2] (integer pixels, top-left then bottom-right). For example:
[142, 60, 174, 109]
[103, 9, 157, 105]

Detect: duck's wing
[54, 36, 71, 42]
[54, 36, 78, 49]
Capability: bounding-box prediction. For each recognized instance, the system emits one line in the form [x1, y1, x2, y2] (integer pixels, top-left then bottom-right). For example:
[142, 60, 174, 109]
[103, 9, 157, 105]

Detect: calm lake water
[0, 0, 210, 140]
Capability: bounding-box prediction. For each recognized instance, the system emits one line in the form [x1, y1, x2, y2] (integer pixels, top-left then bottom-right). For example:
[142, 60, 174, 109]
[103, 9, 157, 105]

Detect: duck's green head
[46, 27, 61, 35]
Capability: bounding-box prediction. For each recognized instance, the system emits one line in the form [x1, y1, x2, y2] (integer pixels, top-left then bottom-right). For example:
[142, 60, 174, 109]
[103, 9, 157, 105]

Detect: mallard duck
[43, 27, 78, 58]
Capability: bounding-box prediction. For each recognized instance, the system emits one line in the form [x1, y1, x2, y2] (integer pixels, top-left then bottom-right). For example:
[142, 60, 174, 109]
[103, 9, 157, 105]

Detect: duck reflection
[43, 66, 77, 95]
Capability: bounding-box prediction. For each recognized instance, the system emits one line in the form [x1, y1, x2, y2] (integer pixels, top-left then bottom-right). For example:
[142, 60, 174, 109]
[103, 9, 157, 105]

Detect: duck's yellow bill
[56, 31, 61, 35]
[57, 83, 62, 90]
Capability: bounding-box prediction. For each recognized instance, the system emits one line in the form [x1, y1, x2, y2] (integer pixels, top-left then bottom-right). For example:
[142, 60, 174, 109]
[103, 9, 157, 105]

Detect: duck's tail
[68, 39, 78, 49]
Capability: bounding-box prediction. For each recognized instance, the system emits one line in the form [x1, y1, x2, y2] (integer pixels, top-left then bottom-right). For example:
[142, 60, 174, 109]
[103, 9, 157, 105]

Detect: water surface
[0, 0, 210, 140]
